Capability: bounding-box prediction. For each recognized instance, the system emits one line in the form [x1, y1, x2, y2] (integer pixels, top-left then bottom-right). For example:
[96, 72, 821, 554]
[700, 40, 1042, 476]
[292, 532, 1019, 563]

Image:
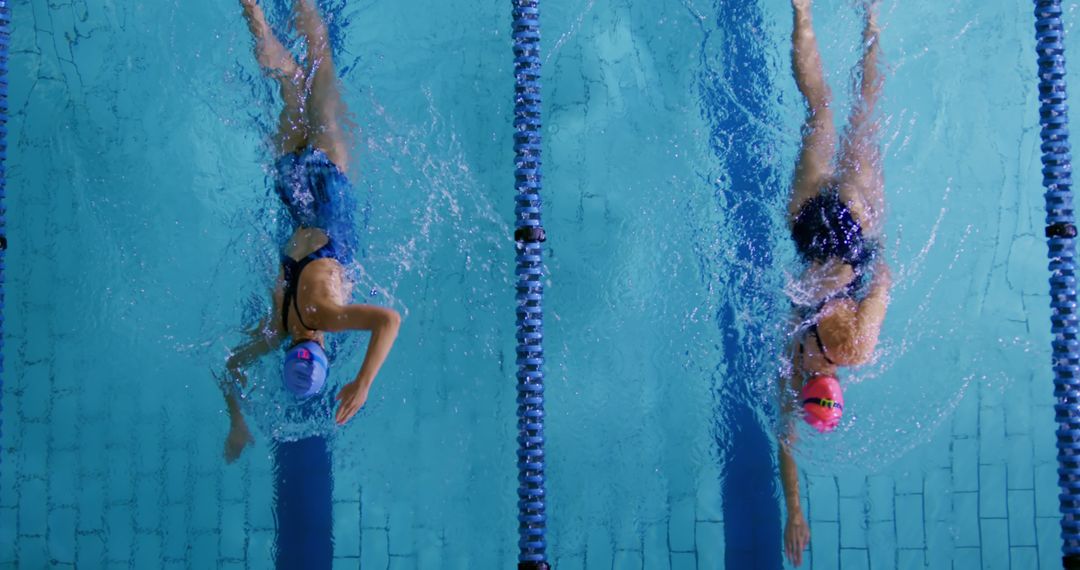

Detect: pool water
[0, 0, 1071, 568]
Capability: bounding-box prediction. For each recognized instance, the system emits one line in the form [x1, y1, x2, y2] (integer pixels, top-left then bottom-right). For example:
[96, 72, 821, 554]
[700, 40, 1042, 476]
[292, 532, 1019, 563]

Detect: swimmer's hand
[335, 380, 370, 425]
[224, 422, 254, 464]
[784, 511, 810, 566]
[225, 356, 248, 388]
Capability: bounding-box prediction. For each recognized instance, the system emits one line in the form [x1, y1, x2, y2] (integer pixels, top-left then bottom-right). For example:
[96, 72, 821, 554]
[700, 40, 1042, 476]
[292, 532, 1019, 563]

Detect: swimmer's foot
[860, 0, 880, 32]
[860, 2, 880, 51]
[241, 0, 303, 83]
[224, 422, 255, 464]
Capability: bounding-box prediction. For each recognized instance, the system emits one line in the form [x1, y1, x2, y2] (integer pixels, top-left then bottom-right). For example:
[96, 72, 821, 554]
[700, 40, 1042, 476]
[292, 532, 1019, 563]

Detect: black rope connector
[514, 226, 547, 243]
[1047, 222, 1078, 239]
[518, 562, 551, 570]
[1064, 554, 1080, 570]
[0, 235, 7, 250]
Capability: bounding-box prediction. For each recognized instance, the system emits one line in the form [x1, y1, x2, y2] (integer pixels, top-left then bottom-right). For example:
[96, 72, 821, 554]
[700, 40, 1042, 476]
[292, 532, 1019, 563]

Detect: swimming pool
[0, 0, 1068, 568]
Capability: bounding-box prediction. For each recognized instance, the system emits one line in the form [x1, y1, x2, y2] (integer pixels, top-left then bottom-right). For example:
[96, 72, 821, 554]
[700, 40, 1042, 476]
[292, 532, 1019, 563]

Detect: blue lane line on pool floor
[275, 436, 334, 570]
[702, 1, 784, 567]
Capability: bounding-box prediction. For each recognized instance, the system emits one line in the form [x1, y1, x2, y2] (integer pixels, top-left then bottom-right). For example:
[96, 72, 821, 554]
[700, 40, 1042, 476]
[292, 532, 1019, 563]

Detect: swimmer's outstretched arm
[220, 319, 284, 463]
[778, 373, 810, 566]
[315, 303, 402, 425]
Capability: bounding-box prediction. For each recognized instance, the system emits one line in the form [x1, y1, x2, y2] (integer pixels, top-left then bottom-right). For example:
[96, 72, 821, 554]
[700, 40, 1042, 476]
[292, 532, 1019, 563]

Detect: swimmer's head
[800, 375, 843, 433]
[283, 340, 328, 399]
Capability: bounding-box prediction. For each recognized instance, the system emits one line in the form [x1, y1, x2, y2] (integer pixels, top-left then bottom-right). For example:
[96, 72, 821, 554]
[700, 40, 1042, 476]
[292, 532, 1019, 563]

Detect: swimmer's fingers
[334, 381, 369, 424]
[784, 514, 809, 566]
[334, 399, 360, 425]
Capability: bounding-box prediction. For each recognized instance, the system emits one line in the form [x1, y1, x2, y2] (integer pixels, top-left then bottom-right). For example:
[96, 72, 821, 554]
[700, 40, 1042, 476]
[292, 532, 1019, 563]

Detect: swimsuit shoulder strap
[809, 323, 838, 366]
[280, 252, 326, 333]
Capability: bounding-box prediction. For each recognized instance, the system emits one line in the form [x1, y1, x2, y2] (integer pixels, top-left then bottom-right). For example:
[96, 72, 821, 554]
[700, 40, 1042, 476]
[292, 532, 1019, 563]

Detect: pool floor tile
[0, 507, 15, 564]
[898, 548, 924, 570]
[46, 507, 77, 564]
[247, 530, 274, 569]
[1034, 462, 1059, 518]
[951, 391, 978, 438]
[952, 439, 979, 493]
[104, 505, 132, 561]
[361, 526, 390, 569]
[808, 476, 839, 522]
[388, 554, 418, 570]
[608, 549, 639, 570]
[1036, 517, 1060, 570]
[979, 404, 1008, 464]
[952, 547, 981, 570]
[669, 551, 696, 570]
[190, 531, 219, 569]
[809, 521, 839, 569]
[1009, 546, 1038, 570]
[840, 548, 869, 570]
[669, 496, 695, 551]
[694, 520, 722, 569]
[837, 474, 867, 499]
[979, 519, 1009, 570]
[1005, 436, 1035, 490]
[868, 476, 895, 521]
[387, 506, 414, 556]
[895, 470, 923, 495]
[132, 533, 162, 570]
[333, 501, 362, 558]
[75, 531, 106, 569]
[979, 465, 1008, 519]
[925, 520, 954, 570]
[1006, 489, 1036, 546]
[895, 494, 925, 549]
[924, 468, 951, 521]
[585, 526, 614, 569]
[555, 554, 585, 570]
[220, 502, 246, 560]
[867, 521, 897, 570]
[16, 536, 48, 569]
[839, 497, 868, 548]
[643, 523, 670, 570]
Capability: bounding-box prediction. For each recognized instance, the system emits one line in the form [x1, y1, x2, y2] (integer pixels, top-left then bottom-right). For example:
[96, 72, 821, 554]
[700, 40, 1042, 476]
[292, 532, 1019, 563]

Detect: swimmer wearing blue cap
[220, 0, 401, 463]
[778, 0, 891, 566]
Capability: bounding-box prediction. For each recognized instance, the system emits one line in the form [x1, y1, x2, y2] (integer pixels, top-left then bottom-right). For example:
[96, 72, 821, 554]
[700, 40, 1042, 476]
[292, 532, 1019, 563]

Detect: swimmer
[220, 0, 401, 463]
[779, 0, 892, 565]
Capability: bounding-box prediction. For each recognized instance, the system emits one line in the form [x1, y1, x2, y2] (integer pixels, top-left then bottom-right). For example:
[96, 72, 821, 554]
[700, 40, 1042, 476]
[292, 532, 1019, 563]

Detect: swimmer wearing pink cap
[778, 0, 893, 567]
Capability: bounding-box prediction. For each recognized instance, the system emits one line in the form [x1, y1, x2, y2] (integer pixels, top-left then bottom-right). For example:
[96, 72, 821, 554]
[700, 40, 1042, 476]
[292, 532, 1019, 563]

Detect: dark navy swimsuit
[791, 191, 879, 365]
[280, 241, 340, 332]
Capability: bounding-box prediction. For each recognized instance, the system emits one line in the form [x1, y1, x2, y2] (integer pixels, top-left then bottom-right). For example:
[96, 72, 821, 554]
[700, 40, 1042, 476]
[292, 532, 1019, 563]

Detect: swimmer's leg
[788, 0, 838, 225]
[241, 0, 308, 155]
[837, 1, 884, 235]
[294, 0, 351, 173]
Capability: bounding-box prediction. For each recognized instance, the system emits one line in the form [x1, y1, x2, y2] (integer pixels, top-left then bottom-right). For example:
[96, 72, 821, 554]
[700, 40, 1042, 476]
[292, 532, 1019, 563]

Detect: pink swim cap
[800, 375, 844, 433]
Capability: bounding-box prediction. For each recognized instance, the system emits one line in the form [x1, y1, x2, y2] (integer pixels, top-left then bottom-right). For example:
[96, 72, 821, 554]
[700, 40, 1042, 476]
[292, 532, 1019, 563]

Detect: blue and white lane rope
[1034, 1, 1080, 566]
[511, 0, 550, 568]
[0, 0, 9, 484]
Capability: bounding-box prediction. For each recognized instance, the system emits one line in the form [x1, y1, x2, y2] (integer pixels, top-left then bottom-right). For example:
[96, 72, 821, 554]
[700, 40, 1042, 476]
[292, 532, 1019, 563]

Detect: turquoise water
[0, 0, 1069, 568]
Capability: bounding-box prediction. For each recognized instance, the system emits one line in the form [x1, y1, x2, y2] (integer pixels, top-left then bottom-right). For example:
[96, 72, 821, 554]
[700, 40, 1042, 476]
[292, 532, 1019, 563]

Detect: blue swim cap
[283, 340, 329, 399]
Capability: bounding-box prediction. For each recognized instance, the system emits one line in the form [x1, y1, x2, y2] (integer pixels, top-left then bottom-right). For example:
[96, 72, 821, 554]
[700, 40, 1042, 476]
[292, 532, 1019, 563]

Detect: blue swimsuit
[274, 147, 358, 331]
